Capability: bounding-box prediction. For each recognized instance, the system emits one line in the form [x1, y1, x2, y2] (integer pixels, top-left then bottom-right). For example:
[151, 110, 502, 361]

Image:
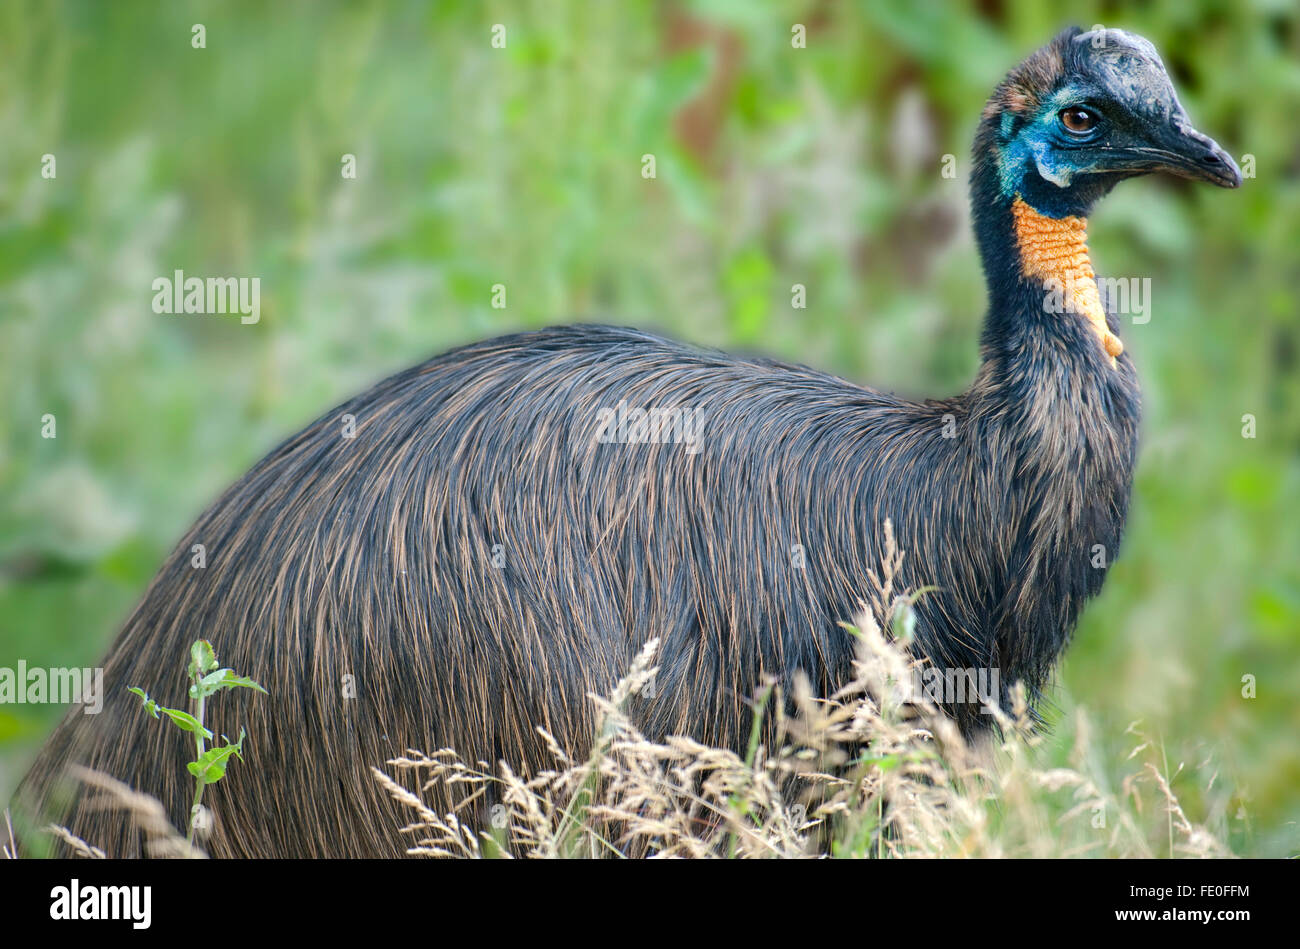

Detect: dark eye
[1060, 107, 1098, 134]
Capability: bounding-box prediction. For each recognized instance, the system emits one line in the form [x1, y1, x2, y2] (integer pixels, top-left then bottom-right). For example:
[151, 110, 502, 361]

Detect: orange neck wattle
[1010, 197, 1122, 366]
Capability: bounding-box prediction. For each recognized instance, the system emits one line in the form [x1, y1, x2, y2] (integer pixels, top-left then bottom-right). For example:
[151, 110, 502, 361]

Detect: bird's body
[14, 27, 1238, 857]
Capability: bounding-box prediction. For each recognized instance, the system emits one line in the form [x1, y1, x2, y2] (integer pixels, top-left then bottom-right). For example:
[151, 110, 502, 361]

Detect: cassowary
[14, 27, 1239, 857]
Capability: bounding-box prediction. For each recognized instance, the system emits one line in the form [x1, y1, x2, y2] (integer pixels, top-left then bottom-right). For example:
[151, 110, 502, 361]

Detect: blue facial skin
[999, 88, 1097, 187]
[996, 84, 1125, 219]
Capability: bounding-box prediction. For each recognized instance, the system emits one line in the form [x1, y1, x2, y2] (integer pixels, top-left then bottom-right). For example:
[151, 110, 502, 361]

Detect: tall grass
[371, 535, 1233, 859]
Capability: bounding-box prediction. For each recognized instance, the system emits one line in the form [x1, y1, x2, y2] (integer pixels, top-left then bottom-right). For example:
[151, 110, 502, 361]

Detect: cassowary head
[975, 26, 1241, 219]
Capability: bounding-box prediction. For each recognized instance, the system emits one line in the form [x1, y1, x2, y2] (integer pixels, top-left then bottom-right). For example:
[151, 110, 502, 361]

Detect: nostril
[1200, 152, 1222, 164]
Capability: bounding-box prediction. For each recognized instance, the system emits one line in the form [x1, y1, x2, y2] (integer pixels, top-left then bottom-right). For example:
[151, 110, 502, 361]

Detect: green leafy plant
[128, 639, 266, 850]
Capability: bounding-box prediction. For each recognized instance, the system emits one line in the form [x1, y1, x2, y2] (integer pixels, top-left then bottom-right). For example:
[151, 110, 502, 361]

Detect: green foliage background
[1, 0, 1297, 856]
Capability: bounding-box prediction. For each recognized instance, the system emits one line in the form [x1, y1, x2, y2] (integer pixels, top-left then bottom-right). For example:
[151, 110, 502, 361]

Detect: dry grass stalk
[373, 529, 1234, 859]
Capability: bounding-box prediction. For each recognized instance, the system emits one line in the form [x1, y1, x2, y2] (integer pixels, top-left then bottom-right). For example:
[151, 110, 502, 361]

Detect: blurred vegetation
[1, 0, 1296, 856]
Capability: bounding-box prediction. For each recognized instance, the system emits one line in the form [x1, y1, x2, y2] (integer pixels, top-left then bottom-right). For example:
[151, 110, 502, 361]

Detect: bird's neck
[964, 170, 1140, 481]
[971, 186, 1125, 374]
[1008, 198, 1123, 363]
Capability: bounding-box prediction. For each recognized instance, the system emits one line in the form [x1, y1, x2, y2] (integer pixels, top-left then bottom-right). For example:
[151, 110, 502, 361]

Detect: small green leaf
[187, 729, 245, 784]
[192, 667, 234, 698]
[191, 668, 267, 698]
[128, 686, 160, 718]
[158, 707, 213, 740]
[189, 640, 218, 679]
[186, 757, 226, 783]
[214, 672, 268, 694]
[130, 687, 214, 739]
[199, 667, 232, 688]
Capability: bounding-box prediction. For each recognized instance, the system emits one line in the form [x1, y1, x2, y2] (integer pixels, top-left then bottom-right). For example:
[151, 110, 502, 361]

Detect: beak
[1118, 116, 1242, 188]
